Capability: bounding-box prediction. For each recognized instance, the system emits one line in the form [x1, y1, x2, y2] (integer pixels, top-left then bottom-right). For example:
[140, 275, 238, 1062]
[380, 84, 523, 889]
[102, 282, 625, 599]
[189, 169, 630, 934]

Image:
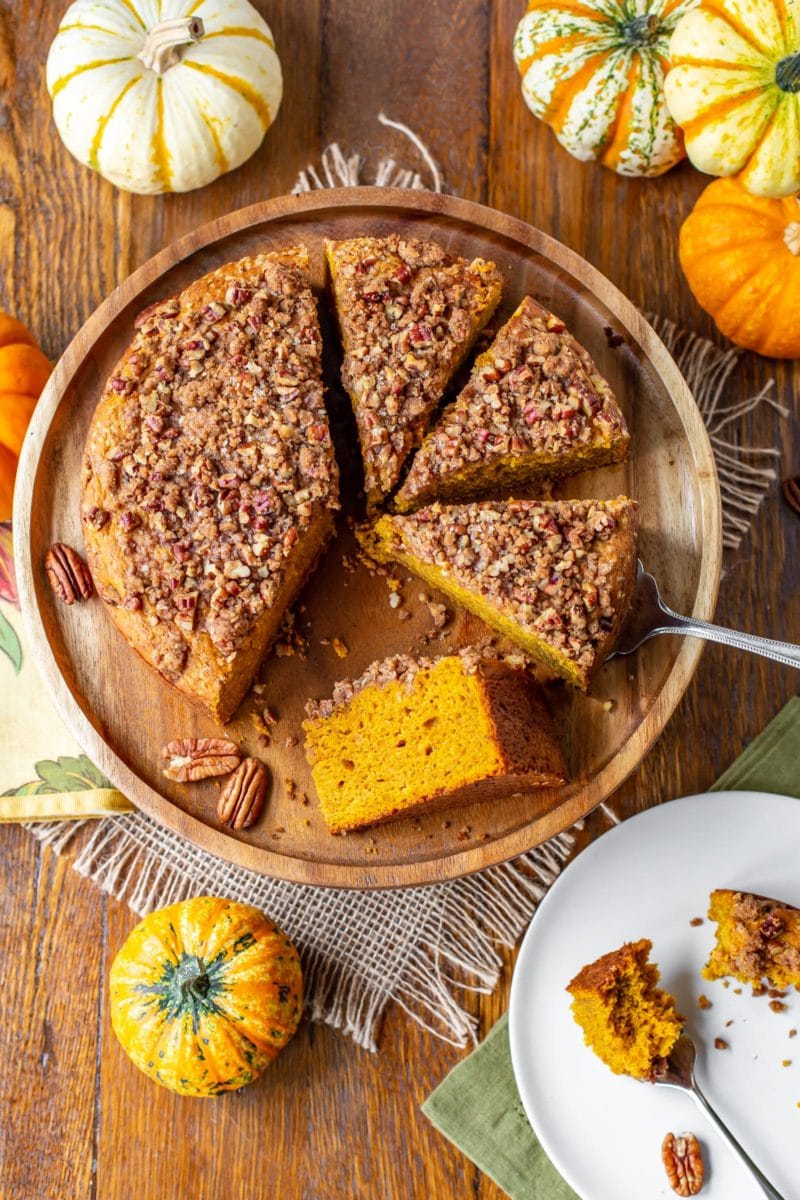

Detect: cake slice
[567, 940, 684, 1079]
[703, 889, 800, 991]
[302, 649, 567, 833]
[82, 247, 339, 723]
[325, 235, 502, 507]
[395, 296, 629, 511]
[359, 497, 638, 690]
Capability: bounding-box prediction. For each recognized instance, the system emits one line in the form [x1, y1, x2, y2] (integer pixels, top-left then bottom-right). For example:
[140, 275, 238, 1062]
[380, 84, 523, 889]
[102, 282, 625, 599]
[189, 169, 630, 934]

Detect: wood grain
[0, 1, 797, 1197]
[15, 188, 721, 887]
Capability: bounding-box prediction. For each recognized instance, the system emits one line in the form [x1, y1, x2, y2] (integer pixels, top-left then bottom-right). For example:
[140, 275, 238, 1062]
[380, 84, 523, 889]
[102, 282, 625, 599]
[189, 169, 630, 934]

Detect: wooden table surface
[1, 3, 797, 1197]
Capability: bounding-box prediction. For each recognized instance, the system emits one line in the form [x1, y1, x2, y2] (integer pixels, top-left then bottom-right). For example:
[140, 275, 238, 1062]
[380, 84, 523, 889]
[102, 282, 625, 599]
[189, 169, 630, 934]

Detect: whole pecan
[44, 543, 94, 605]
[162, 738, 241, 783]
[662, 1132, 704, 1196]
[217, 757, 269, 829]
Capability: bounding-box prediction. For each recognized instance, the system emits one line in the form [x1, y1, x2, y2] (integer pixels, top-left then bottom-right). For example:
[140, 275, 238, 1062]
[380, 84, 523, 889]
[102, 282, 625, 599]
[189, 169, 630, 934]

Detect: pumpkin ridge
[51, 56, 134, 98]
[117, 0, 146, 31]
[546, 52, 610, 128]
[198, 108, 228, 173]
[678, 85, 775, 140]
[88, 74, 141, 170]
[182, 59, 271, 127]
[714, 256, 788, 332]
[523, 0, 611, 19]
[695, 0, 776, 57]
[152, 76, 172, 192]
[203, 26, 275, 50]
[599, 57, 639, 166]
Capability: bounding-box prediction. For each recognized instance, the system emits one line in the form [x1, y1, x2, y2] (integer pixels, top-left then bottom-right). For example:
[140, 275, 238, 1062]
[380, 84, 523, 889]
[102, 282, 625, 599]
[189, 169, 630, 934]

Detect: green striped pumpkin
[514, 0, 699, 177]
[46, 0, 282, 194]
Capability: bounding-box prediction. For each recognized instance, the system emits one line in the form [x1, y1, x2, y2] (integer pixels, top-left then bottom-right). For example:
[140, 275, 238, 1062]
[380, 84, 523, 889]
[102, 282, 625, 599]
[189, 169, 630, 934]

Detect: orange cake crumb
[302, 650, 566, 834]
[704, 889, 800, 991]
[567, 940, 684, 1079]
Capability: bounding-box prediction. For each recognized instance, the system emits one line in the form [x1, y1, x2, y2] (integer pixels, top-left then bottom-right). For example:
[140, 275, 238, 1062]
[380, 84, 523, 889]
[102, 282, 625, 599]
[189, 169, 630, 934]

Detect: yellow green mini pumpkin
[665, 0, 800, 197]
[513, 0, 699, 177]
[110, 897, 302, 1096]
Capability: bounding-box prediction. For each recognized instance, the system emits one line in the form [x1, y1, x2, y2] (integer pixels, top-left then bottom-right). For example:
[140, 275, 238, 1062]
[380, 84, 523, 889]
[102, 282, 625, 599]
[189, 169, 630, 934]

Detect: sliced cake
[395, 296, 629, 511]
[302, 649, 567, 833]
[81, 248, 339, 723]
[359, 497, 638, 690]
[567, 940, 684, 1079]
[325, 235, 502, 507]
[704, 889, 800, 991]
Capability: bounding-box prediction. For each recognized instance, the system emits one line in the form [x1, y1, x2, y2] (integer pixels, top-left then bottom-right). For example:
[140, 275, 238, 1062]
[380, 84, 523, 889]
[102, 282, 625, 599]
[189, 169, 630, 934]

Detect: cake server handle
[658, 611, 800, 670]
[688, 1078, 786, 1200]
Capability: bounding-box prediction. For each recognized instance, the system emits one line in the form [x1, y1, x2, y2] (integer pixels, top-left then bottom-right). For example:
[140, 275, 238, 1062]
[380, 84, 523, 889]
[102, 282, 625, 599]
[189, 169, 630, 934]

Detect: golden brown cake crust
[395, 295, 629, 511]
[325, 235, 502, 506]
[81, 248, 339, 721]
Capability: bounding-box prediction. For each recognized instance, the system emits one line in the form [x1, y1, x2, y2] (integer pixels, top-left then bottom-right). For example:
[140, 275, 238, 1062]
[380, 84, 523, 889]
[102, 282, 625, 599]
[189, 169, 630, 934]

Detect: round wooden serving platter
[14, 188, 722, 889]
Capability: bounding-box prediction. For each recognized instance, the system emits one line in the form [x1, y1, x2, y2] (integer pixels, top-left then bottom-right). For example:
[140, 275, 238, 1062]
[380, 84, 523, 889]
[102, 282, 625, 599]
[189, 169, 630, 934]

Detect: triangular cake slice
[325, 235, 502, 507]
[359, 497, 637, 689]
[82, 248, 339, 722]
[395, 296, 629, 512]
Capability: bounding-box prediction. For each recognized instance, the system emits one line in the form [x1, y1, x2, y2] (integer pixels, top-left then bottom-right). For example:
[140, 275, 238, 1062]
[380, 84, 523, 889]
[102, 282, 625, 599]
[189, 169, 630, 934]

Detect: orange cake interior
[302, 651, 567, 833]
[704, 889, 800, 990]
[567, 939, 684, 1079]
[81, 247, 339, 722]
[325, 234, 502, 508]
[359, 497, 638, 690]
[395, 296, 629, 512]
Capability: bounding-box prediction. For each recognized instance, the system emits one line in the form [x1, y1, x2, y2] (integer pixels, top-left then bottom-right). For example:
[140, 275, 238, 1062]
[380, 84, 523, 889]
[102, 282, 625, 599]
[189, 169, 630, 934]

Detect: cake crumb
[722, 980, 730, 988]
[397, 608, 412, 621]
[601, 699, 613, 713]
[285, 736, 299, 749]
[725, 1019, 734, 1028]
[769, 988, 787, 999]
[789, 1029, 797, 1039]
[770, 1000, 787, 1013]
[303, 818, 311, 827]
[427, 601, 449, 629]
[388, 592, 401, 609]
[689, 917, 704, 927]
[782, 1059, 792, 1067]
[698, 994, 712, 1010]
[332, 637, 349, 658]
[752, 983, 767, 997]
[733, 987, 742, 995]
[714, 1038, 729, 1050]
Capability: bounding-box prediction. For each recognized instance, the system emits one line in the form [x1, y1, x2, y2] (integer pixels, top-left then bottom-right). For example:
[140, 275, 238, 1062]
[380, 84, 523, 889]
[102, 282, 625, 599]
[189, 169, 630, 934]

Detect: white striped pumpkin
[664, 0, 800, 198]
[513, 0, 699, 177]
[46, 0, 282, 195]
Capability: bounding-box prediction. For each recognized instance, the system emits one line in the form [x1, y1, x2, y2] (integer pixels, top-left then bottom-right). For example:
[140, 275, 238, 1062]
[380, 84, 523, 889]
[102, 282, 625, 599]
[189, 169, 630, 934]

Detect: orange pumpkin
[679, 178, 800, 359]
[0, 312, 51, 518]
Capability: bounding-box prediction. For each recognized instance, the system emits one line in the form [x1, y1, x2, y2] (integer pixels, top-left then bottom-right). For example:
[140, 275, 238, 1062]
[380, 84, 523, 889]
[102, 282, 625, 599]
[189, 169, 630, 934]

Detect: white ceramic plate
[509, 791, 800, 1200]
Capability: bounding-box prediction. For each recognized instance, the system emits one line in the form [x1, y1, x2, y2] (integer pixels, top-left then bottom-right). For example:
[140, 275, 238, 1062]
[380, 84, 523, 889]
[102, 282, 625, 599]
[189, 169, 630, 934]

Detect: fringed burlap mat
[6, 115, 786, 1051]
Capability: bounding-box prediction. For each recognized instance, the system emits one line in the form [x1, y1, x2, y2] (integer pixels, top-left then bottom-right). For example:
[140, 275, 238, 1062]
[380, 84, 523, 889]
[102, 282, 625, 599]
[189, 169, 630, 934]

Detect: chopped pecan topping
[217, 757, 269, 829]
[82, 254, 339, 678]
[162, 738, 241, 782]
[662, 1132, 704, 1196]
[44, 543, 94, 605]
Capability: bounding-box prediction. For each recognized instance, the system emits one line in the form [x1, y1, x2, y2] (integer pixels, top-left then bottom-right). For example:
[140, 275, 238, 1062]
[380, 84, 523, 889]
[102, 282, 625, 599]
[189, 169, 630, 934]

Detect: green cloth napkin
[422, 696, 800, 1200]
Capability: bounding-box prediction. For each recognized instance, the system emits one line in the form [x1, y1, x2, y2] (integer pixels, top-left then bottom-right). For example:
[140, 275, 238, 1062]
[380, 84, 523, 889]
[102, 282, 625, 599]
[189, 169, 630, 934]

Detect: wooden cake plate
[14, 188, 722, 888]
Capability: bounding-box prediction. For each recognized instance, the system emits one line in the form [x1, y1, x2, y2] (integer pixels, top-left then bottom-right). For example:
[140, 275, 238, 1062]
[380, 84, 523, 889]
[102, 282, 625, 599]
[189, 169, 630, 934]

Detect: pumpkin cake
[704, 889, 800, 991]
[302, 649, 567, 833]
[394, 296, 629, 511]
[81, 247, 339, 723]
[359, 497, 638, 690]
[567, 940, 684, 1079]
[325, 234, 502, 507]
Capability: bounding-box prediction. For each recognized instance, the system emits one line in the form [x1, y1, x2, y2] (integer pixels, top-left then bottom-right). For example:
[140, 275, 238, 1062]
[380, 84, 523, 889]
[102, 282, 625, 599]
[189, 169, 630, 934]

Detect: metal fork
[651, 1034, 786, 1199]
[610, 561, 800, 669]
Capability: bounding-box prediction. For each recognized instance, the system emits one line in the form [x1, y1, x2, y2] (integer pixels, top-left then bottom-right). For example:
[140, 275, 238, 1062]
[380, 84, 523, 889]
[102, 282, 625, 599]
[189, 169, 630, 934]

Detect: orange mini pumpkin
[679, 178, 800, 359]
[0, 312, 51, 518]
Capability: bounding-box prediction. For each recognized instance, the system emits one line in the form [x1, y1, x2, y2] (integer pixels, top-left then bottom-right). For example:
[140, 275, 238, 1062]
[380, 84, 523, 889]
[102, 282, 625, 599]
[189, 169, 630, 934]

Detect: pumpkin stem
[137, 17, 205, 76]
[620, 12, 661, 46]
[172, 955, 211, 1003]
[785, 222, 800, 256]
[776, 52, 800, 93]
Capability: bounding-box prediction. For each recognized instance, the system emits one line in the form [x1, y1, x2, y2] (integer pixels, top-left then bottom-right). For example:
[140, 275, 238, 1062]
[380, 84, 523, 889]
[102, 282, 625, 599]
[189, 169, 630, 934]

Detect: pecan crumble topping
[326, 235, 501, 503]
[362, 497, 637, 682]
[396, 296, 629, 509]
[82, 251, 339, 686]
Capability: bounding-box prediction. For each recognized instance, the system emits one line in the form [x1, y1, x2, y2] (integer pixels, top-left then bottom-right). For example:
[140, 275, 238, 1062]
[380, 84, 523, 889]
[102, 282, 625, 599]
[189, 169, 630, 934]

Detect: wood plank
[0, 828, 103, 1199]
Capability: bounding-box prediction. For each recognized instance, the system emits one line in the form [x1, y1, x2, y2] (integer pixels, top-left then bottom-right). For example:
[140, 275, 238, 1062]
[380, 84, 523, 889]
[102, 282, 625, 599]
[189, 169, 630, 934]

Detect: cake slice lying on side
[82, 247, 339, 723]
[567, 940, 684, 1079]
[394, 296, 629, 511]
[325, 235, 502, 507]
[704, 889, 800, 991]
[302, 650, 567, 834]
[359, 497, 638, 690]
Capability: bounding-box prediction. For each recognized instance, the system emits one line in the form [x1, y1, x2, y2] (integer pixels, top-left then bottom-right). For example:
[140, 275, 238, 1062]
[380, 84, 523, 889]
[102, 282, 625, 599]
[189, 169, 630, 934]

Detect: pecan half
[662, 1132, 704, 1196]
[44, 543, 94, 605]
[217, 757, 268, 829]
[162, 738, 241, 783]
